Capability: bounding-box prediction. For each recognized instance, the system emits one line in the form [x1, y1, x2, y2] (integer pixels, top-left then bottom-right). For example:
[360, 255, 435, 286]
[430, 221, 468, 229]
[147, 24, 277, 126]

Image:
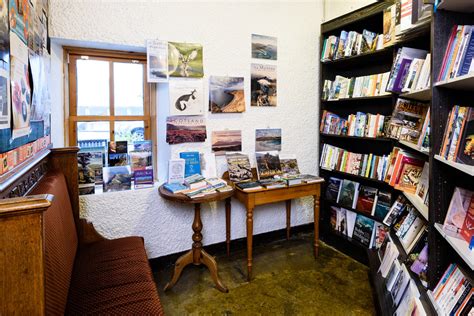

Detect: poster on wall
[29, 52, 51, 134]
[255, 128, 281, 151]
[168, 41, 203, 78]
[251, 63, 277, 107]
[9, 0, 30, 44]
[0, 0, 9, 63]
[211, 130, 242, 156]
[146, 39, 168, 83]
[166, 116, 207, 145]
[10, 31, 31, 139]
[209, 76, 245, 113]
[251, 34, 277, 60]
[0, 67, 10, 129]
[169, 79, 203, 116]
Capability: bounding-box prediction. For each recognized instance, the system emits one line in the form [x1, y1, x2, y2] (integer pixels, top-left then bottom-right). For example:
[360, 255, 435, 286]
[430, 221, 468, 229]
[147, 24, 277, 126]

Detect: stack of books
[164, 176, 232, 198]
[386, 47, 429, 94]
[322, 72, 391, 101]
[430, 264, 473, 315]
[320, 110, 387, 138]
[438, 25, 474, 82]
[320, 29, 382, 62]
[439, 106, 474, 166]
[442, 187, 474, 245]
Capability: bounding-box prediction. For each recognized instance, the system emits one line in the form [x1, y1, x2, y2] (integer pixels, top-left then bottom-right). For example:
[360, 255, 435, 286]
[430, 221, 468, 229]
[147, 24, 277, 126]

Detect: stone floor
[154, 233, 375, 315]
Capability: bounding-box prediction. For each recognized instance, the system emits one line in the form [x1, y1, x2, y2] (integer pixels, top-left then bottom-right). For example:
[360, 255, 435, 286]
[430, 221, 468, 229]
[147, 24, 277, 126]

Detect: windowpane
[77, 59, 110, 115]
[77, 121, 110, 148]
[114, 62, 144, 115]
[115, 121, 145, 142]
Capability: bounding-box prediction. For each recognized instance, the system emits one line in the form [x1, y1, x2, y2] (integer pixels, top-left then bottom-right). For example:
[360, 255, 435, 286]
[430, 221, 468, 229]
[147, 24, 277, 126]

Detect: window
[66, 48, 152, 147]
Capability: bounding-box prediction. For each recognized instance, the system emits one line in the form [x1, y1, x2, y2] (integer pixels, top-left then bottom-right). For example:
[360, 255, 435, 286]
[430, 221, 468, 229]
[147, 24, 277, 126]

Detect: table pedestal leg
[246, 207, 253, 281]
[225, 198, 231, 257]
[313, 195, 320, 257]
[286, 200, 291, 240]
[164, 203, 228, 293]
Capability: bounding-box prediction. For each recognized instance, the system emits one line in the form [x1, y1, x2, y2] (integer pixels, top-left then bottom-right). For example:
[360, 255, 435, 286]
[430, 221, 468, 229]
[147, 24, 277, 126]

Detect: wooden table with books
[158, 184, 233, 293]
[224, 169, 324, 281]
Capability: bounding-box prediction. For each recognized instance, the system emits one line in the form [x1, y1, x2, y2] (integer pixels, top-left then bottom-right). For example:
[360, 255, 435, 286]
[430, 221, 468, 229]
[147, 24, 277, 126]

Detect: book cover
[179, 151, 201, 178]
[400, 217, 425, 253]
[383, 195, 408, 226]
[346, 210, 357, 238]
[391, 264, 411, 307]
[108, 153, 128, 167]
[406, 231, 428, 287]
[200, 152, 217, 179]
[356, 185, 378, 215]
[336, 208, 347, 235]
[456, 108, 474, 166]
[255, 151, 282, 180]
[458, 28, 474, 77]
[236, 181, 263, 191]
[226, 153, 253, 183]
[394, 157, 425, 194]
[168, 158, 185, 184]
[461, 194, 474, 244]
[443, 187, 472, 236]
[77, 152, 96, 195]
[129, 151, 152, 171]
[352, 214, 375, 247]
[374, 190, 392, 219]
[279, 155, 300, 176]
[325, 177, 342, 202]
[383, 5, 396, 46]
[108, 141, 128, 154]
[337, 179, 360, 209]
[415, 162, 429, 201]
[447, 107, 468, 161]
[134, 169, 154, 188]
[388, 98, 428, 143]
[163, 182, 188, 194]
[330, 206, 338, 231]
[103, 166, 132, 192]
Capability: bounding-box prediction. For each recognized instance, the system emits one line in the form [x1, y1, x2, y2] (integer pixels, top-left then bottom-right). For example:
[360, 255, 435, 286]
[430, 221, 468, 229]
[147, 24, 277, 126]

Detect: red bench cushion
[30, 170, 78, 315]
[66, 237, 164, 315]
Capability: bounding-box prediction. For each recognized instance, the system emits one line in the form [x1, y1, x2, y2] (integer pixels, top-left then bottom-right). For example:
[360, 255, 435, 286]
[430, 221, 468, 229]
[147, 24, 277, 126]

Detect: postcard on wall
[251, 63, 277, 107]
[251, 34, 277, 60]
[146, 39, 168, 83]
[0, 67, 10, 129]
[0, 0, 9, 63]
[166, 116, 207, 145]
[169, 79, 204, 116]
[9, 0, 29, 44]
[10, 32, 31, 139]
[255, 128, 281, 151]
[168, 41, 203, 78]
[209, 76, 245, 113]
[212, 130, 242, 156]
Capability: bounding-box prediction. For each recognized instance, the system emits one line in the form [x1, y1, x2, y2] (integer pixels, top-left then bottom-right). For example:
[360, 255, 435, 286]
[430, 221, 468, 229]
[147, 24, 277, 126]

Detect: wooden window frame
[65, 47, 152, 146]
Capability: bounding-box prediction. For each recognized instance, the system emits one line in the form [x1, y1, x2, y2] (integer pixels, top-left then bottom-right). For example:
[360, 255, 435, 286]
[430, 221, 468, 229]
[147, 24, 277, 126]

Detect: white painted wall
[324, 0, 377, 21]
[48, 0, 322, 259]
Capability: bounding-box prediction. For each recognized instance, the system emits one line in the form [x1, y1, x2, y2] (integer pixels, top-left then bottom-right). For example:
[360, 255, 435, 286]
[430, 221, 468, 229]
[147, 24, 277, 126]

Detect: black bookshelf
[318, 1, 439, 315]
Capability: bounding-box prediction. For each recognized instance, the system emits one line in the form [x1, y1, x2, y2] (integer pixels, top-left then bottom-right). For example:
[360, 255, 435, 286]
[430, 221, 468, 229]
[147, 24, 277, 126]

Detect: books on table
[179, 152, 201, 178]
[226, 153, 253, 183]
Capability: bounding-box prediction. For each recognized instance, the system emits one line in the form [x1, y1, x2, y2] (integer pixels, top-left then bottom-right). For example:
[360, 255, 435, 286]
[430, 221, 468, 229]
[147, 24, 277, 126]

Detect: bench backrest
[30, 170, 78, 315]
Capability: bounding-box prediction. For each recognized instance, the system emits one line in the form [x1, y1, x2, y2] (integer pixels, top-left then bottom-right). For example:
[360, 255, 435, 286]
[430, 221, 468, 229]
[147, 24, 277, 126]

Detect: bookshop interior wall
[323, 0, 377, 21]
[48, 1, 323, 258]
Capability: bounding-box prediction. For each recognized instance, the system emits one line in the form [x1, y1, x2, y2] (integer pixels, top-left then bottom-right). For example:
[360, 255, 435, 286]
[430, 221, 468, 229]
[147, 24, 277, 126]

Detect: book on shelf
[179, 152, 201, 178]
[393, 154, 425, 194]
[379, 238, 400, 277]
[395, 280, 426, 316]
[336, 207, 347, 235]
[337, 179, 359, 210]
[431, 264, 473, 316]
[356, 185, 378, 216]
[386, 259, 402, 292]
[374, 190, 392, 220]
[352, 214, 375, 247]
[103, 166, 132, 192]
[77, 152, 97, 195]
[386, 98, 429, 144]
[415, 161, 429, 202]
[386, 47, 428, 93]
[346, 209, 357, 238]
[326, 177, 343, 202]
[443, 187, 473, 237]
[391, 263, 412, 307]
[438, 25, 474, 81]
[322, 71, 391, 101]
[439, 106, 474, 166]
[371, 222, 389, 250]
[398, 211, 426, 253]
[405, 230, 428, 287]
[134, 169, 154, 188]
[416, 107, 430, 152]
[226, 153, 253, 183]
[384, 195, 408, 226]
[320, 110, 386, 138]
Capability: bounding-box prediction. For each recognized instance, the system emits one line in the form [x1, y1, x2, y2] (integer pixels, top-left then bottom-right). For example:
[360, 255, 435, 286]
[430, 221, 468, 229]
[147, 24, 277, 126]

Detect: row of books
[321, 144, 429, 197]
[326, 177, 392, 220]
[386, 47, 431, 94]
[378, 235, 428, 314]
[320, 29, 382, 62]
[235, 174, 322, 192]
[430, 264, 473, 315]
[438, 25, 474, 82]
[0, 135, 50, 175]
[439, 106, 474, 166]
[391, 200, 427, 254]
[442, 187, 474, 246]
[330, 206, 387, 249]
[320, 110, 387, 138]
[321, 72, 391, 101]
[164, 175, 232, 198]
[78, 140, 154, 195]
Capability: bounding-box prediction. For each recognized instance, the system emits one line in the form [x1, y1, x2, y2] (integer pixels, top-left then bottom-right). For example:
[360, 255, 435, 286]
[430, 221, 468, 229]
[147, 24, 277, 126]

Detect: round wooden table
[158, 185, 234, 293]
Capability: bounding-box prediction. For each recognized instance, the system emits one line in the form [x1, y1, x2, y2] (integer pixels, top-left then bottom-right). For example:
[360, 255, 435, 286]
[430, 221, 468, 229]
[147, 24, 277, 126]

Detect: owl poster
[169, 79, 203, 116]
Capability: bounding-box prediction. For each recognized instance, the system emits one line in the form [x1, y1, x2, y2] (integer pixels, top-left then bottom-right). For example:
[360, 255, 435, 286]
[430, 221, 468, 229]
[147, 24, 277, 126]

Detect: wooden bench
[0, 147, 164, 315]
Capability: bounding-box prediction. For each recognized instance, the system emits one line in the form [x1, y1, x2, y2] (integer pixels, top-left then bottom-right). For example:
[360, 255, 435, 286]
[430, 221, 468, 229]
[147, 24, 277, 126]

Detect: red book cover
[461, 196, 474, 244]
[356, 185, 378, 214]
[394, 156, 424, 193]
[438, 25, 458, 82]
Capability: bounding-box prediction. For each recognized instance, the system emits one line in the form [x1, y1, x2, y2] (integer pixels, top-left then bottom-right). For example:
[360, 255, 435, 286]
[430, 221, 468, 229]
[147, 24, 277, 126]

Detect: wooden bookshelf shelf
[321, 95, 392, 103]
[398, 140, 430, 156]
[320, 134, 392, 142]
[402, 192, 428, 221]
[367, 250, 396, 315]
[437, 0, 474, 13]
[434, 223, 474, 270]
[434, 73, 474, 91]
[399, 87, 431, 102]
[320, 168, 393, 187]
[434, 155, 474, 176]
[325, 198, 384, 223]
[321, 47, 394, 68]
